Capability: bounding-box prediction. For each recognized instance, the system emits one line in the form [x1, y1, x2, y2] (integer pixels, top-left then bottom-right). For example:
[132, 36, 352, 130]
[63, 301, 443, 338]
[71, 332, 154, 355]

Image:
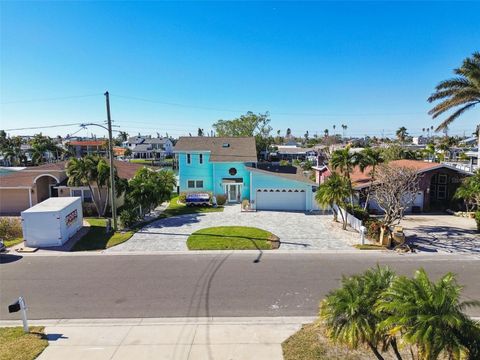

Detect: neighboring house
[274, 145, 317, 161]
[123, 135, 173, 159]
[113, 146, 127, 157]
[312, 165, 331, 185]
[0, 160, 144, 215]
[349, 159, 471, 212]
[412, 136, 428, 145]
[67, 140, 108, 157]
[174, 137, 319, 211]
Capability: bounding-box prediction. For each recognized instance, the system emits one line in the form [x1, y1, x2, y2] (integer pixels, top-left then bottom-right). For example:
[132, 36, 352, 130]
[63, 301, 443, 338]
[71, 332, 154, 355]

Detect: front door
[228, 184, 237, 202]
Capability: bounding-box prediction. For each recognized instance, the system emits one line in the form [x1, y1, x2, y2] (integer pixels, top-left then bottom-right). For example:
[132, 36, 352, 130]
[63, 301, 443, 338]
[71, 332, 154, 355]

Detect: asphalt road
[1, 253, 479, 320]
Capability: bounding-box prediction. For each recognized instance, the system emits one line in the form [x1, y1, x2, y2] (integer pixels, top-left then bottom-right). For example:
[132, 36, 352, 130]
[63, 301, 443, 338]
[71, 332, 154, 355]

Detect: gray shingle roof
[246, 164, 316, 185]
[132, 144, 152, 152]
[174, 137, 257, 162]
[144, 138, 169, 144]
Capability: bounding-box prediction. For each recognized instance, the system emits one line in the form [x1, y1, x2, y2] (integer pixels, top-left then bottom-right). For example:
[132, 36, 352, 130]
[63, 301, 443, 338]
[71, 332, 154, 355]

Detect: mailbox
[8, 300, 21, 313]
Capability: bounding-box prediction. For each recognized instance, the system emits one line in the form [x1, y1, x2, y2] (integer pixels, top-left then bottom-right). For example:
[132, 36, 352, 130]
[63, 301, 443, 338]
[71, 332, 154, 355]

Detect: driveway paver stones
[107, 204, 360, 252]
[402, 214, 480, 255]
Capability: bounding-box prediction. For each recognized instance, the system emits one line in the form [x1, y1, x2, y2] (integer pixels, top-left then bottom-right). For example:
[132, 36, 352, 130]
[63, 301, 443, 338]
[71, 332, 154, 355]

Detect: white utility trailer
[21, 197, 83, 247]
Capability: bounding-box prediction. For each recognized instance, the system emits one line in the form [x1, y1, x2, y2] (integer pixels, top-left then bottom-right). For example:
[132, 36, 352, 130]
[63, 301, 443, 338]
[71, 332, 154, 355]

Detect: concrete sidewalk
[1, 317, 315, 360]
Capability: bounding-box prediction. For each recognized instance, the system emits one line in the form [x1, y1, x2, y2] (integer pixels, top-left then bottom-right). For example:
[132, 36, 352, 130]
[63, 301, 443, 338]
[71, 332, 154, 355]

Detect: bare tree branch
[371, 165, 420, 228]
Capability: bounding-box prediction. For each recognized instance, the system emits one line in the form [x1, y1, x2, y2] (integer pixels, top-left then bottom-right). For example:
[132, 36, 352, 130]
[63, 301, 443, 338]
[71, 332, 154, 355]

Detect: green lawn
[187, 226, 277, 250]
[72, 218, 134, 251]
[161, 196, 224, 218]
[72, 196, 222, 251]
[353, 244, 387, 250]
[4, 237, 23, 247]
[129, 158, 173, 165]
[282, 321, 410, 360]
[0, 327, 48, 360]
[129, 159, 156, 164]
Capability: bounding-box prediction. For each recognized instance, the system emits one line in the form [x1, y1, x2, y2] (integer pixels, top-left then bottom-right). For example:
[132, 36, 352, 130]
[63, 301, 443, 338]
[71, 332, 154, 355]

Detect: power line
[0, 94, 102, 105]
[4, 123, 86, 131]
[112, 93, 426, 117]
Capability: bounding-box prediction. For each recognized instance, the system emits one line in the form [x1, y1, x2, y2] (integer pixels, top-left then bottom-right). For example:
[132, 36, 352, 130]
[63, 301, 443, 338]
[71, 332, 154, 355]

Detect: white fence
[333, 205, 363, 233]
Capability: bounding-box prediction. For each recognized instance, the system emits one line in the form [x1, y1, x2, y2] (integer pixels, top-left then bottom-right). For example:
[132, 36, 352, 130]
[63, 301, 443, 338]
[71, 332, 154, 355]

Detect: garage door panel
[256, 189, 306, 211]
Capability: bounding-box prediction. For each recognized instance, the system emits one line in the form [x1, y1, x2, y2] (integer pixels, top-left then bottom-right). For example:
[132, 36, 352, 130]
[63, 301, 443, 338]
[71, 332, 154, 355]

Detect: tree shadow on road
[406, 225, 480, 254]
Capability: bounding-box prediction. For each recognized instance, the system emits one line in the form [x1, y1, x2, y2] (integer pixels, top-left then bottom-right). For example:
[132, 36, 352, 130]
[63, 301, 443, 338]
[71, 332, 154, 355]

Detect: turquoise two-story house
[174, 137, 318, 211]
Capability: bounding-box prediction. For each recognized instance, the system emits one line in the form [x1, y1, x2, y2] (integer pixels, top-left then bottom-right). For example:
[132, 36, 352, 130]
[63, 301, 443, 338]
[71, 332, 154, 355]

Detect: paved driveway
[401, 214, 480, 255]
[108, 205, 360, 252]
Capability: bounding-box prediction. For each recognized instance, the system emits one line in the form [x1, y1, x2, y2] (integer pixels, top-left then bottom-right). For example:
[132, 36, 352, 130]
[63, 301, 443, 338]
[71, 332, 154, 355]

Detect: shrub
[364, 218, 382, 240]
[82, 202, 98, 217]
[346, 204, 369, 221]
[178, 192, 187, 203]
[0, 217, 23, 241]
[216, 194, 227, 206]
[119, 208, 140, 229]
[279, 160, 289, 166]
[476, 211, 480, 232]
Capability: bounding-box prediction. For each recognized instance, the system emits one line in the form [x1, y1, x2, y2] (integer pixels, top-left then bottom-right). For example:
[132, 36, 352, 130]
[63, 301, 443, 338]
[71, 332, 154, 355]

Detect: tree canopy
[212, 111, 273, 156]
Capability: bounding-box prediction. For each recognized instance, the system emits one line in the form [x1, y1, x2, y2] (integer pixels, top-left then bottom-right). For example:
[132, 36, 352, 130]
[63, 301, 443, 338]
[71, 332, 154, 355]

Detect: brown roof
[350, 160, 459, 189]
[114, 161, 144, 179]
[246, 164, 316, 185]
[174, 137, 257, 162]
[0, 162, 68, 187]
[0, 160, 144, 188]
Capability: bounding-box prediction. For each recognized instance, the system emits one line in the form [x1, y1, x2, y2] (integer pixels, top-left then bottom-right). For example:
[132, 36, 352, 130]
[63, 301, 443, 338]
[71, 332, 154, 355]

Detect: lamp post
[80, 118, 117, 231]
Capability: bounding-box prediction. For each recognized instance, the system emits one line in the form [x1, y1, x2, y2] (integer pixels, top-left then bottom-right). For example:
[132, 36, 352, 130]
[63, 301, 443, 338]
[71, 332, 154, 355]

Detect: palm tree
[377, 268, 480, 360]
[127, 168, 176, 215]
[66, 157, 102, 216]
[324, 129, 329, 137]
[428, 52, 480, 164]
[358, 148, 384, 210]
[66, 155, 121, 217]
[320, 266, 398, 360]
[120, 131, 129, 142]
[315, 173, 350, 229]
[329, 147, 359, 206]
[396, 126, 408, 143]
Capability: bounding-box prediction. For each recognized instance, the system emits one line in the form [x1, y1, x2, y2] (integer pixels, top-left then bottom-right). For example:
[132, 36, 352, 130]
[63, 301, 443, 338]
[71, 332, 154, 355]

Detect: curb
[2, 249, 479, 258]
[0, 316, 318, 327]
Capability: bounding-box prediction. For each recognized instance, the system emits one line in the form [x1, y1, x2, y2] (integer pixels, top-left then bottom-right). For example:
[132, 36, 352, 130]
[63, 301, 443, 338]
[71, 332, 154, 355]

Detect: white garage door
[256, 189, 306, 211]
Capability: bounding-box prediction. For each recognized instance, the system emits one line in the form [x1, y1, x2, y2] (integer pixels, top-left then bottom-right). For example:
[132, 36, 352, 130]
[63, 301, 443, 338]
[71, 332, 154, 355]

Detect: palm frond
[435, 102, 478, 131]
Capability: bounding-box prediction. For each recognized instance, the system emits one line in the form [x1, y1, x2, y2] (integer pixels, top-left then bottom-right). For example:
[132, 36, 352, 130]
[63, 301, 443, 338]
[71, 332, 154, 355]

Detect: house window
[438, 174, 447, 184]
[187, 180, 204, 189]
[83, 189, 93, 203]
[72, 189, 82, 198]
[187, 154, 191, 164]
[199, 154, 203, 164]
[437, 185, 447, 200]
[71, 188, 92, 203]
[229, 167, 237, 176]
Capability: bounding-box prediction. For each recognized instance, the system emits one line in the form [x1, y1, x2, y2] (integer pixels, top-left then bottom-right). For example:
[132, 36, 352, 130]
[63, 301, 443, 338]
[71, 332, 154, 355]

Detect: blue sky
[1, 1, 479, 139]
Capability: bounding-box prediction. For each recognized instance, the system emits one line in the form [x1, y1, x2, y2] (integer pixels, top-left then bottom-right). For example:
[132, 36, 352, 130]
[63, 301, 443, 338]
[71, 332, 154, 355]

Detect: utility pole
[105, 91, 117, 231]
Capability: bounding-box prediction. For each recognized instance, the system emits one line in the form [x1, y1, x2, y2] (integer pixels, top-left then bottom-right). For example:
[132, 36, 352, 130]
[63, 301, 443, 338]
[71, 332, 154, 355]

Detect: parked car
[185, 193, 211, 206]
